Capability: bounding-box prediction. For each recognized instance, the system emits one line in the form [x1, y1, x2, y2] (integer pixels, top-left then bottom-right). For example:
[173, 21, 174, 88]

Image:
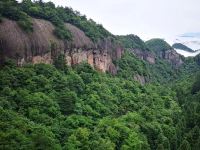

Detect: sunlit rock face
[0, 18, 123, 74]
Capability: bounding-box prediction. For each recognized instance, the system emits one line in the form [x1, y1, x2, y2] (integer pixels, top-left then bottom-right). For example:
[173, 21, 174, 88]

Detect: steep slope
[0, 0, 123, 74]
[145, 38, 183, 67]
[146, 38, 172, 52]
[117, 35, 155, 64]
[117, 34, 148, 50]
[1, 1, 200, 150]
[0, 18, 123, 74]
[116, 36, 185, 84]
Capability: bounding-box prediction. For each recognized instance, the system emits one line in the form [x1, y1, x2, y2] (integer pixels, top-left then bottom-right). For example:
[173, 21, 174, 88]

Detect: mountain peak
[145, 38, 172, 52]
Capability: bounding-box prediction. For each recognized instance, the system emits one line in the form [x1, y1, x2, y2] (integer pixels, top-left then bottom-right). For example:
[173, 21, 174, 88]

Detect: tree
[178, 140, 191, 150]
[66, 72, 85, 94]
[191, 74, 200, 94]
[58, 91, 77, 115]
[156, 144, 165, 150]
[121, 132, 150, 150]
[53, 54, 67, 71]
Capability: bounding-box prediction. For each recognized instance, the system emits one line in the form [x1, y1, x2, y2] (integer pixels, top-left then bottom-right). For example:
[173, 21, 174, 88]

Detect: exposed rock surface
[157, 49, 184, 67]
[134, 74, 148, 85]
[129, 48, 183, 67]
[0, 18, 123, 74]
[130, 49, 155, 64]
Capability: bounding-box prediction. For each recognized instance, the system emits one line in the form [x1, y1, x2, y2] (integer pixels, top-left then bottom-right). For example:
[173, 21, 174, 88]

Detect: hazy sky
[22, 0, 200, 40]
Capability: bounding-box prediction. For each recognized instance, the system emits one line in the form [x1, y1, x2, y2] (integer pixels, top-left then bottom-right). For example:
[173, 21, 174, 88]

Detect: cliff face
[134, 74, 149, 85]
[0, 18, 123, 74]
[130, 48, 183, 67]
[130, 49, 155, 64]
[159, 49, 183, 67]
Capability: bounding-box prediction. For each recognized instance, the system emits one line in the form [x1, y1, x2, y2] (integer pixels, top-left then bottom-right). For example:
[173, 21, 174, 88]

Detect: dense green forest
[0, 56, 200, 150]
[1, 0, 200, 150]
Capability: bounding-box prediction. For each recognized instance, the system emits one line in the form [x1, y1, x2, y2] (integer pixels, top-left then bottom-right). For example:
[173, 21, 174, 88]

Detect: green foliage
[147, 58, 178, 83]
[145, 38, 172, 53]
[1, 0, 112, 41]
[115, 50, 180, 83]
[0, 62, 185, 149]
[173, 72, 200, 150]
[115, 50, 149, 80]
[194, 54, 200, 65]
[58, 91, 77, 115]
[117, 34, 149, 50]
[0, 14, 2, 22]
[191, 74, 200, 94]
[54, 26, 72, 40]
[1, 1, 200, 150]
[17, 12, 33, 32]
[53, 54, 67, 71]
[72, 18, 112, 42]
[0, 0, 33, 32]
[178, 140, 191, 150]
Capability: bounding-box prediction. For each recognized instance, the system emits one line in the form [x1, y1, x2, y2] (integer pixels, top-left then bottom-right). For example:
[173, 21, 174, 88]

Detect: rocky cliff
[144, 38, 183, 67]
[0, 18, 123, 74]
[157, 49, 183, 67]
[131, 48, 183, 67]
[118, 36, 183, 67]
[129, 48, 155, 64]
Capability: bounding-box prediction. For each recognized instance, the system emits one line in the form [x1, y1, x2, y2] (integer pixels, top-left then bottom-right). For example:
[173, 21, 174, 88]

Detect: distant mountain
[172, 42, 200, 57]
[172, 33, 200, 51]
[172, 43, 194, 52]
[168, 32, 200, 57]
[174, 49, 200, 57]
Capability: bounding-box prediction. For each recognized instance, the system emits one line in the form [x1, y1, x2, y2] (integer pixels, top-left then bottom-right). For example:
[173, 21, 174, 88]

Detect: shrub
[17, 13, 33, 32]
[54, 26, 72, 40]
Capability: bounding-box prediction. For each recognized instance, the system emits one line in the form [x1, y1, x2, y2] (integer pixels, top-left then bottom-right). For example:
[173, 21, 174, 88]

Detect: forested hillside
[0, 0, 200, 150]
[1, 56, 200, 150]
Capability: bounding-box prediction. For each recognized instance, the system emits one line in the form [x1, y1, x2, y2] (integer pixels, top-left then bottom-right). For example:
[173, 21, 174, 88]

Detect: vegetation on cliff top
[145, 38, 172, 53]
[1, 1, 200, 150]
[0, 0, 112, 41]
[117, 34, 149, 50]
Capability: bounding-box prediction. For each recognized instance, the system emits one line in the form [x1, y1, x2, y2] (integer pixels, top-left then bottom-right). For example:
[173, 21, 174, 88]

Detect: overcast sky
[26, 0, 200, 40]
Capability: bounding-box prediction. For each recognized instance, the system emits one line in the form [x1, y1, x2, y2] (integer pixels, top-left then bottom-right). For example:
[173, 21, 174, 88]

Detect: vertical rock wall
[0, 18, 123, 74]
